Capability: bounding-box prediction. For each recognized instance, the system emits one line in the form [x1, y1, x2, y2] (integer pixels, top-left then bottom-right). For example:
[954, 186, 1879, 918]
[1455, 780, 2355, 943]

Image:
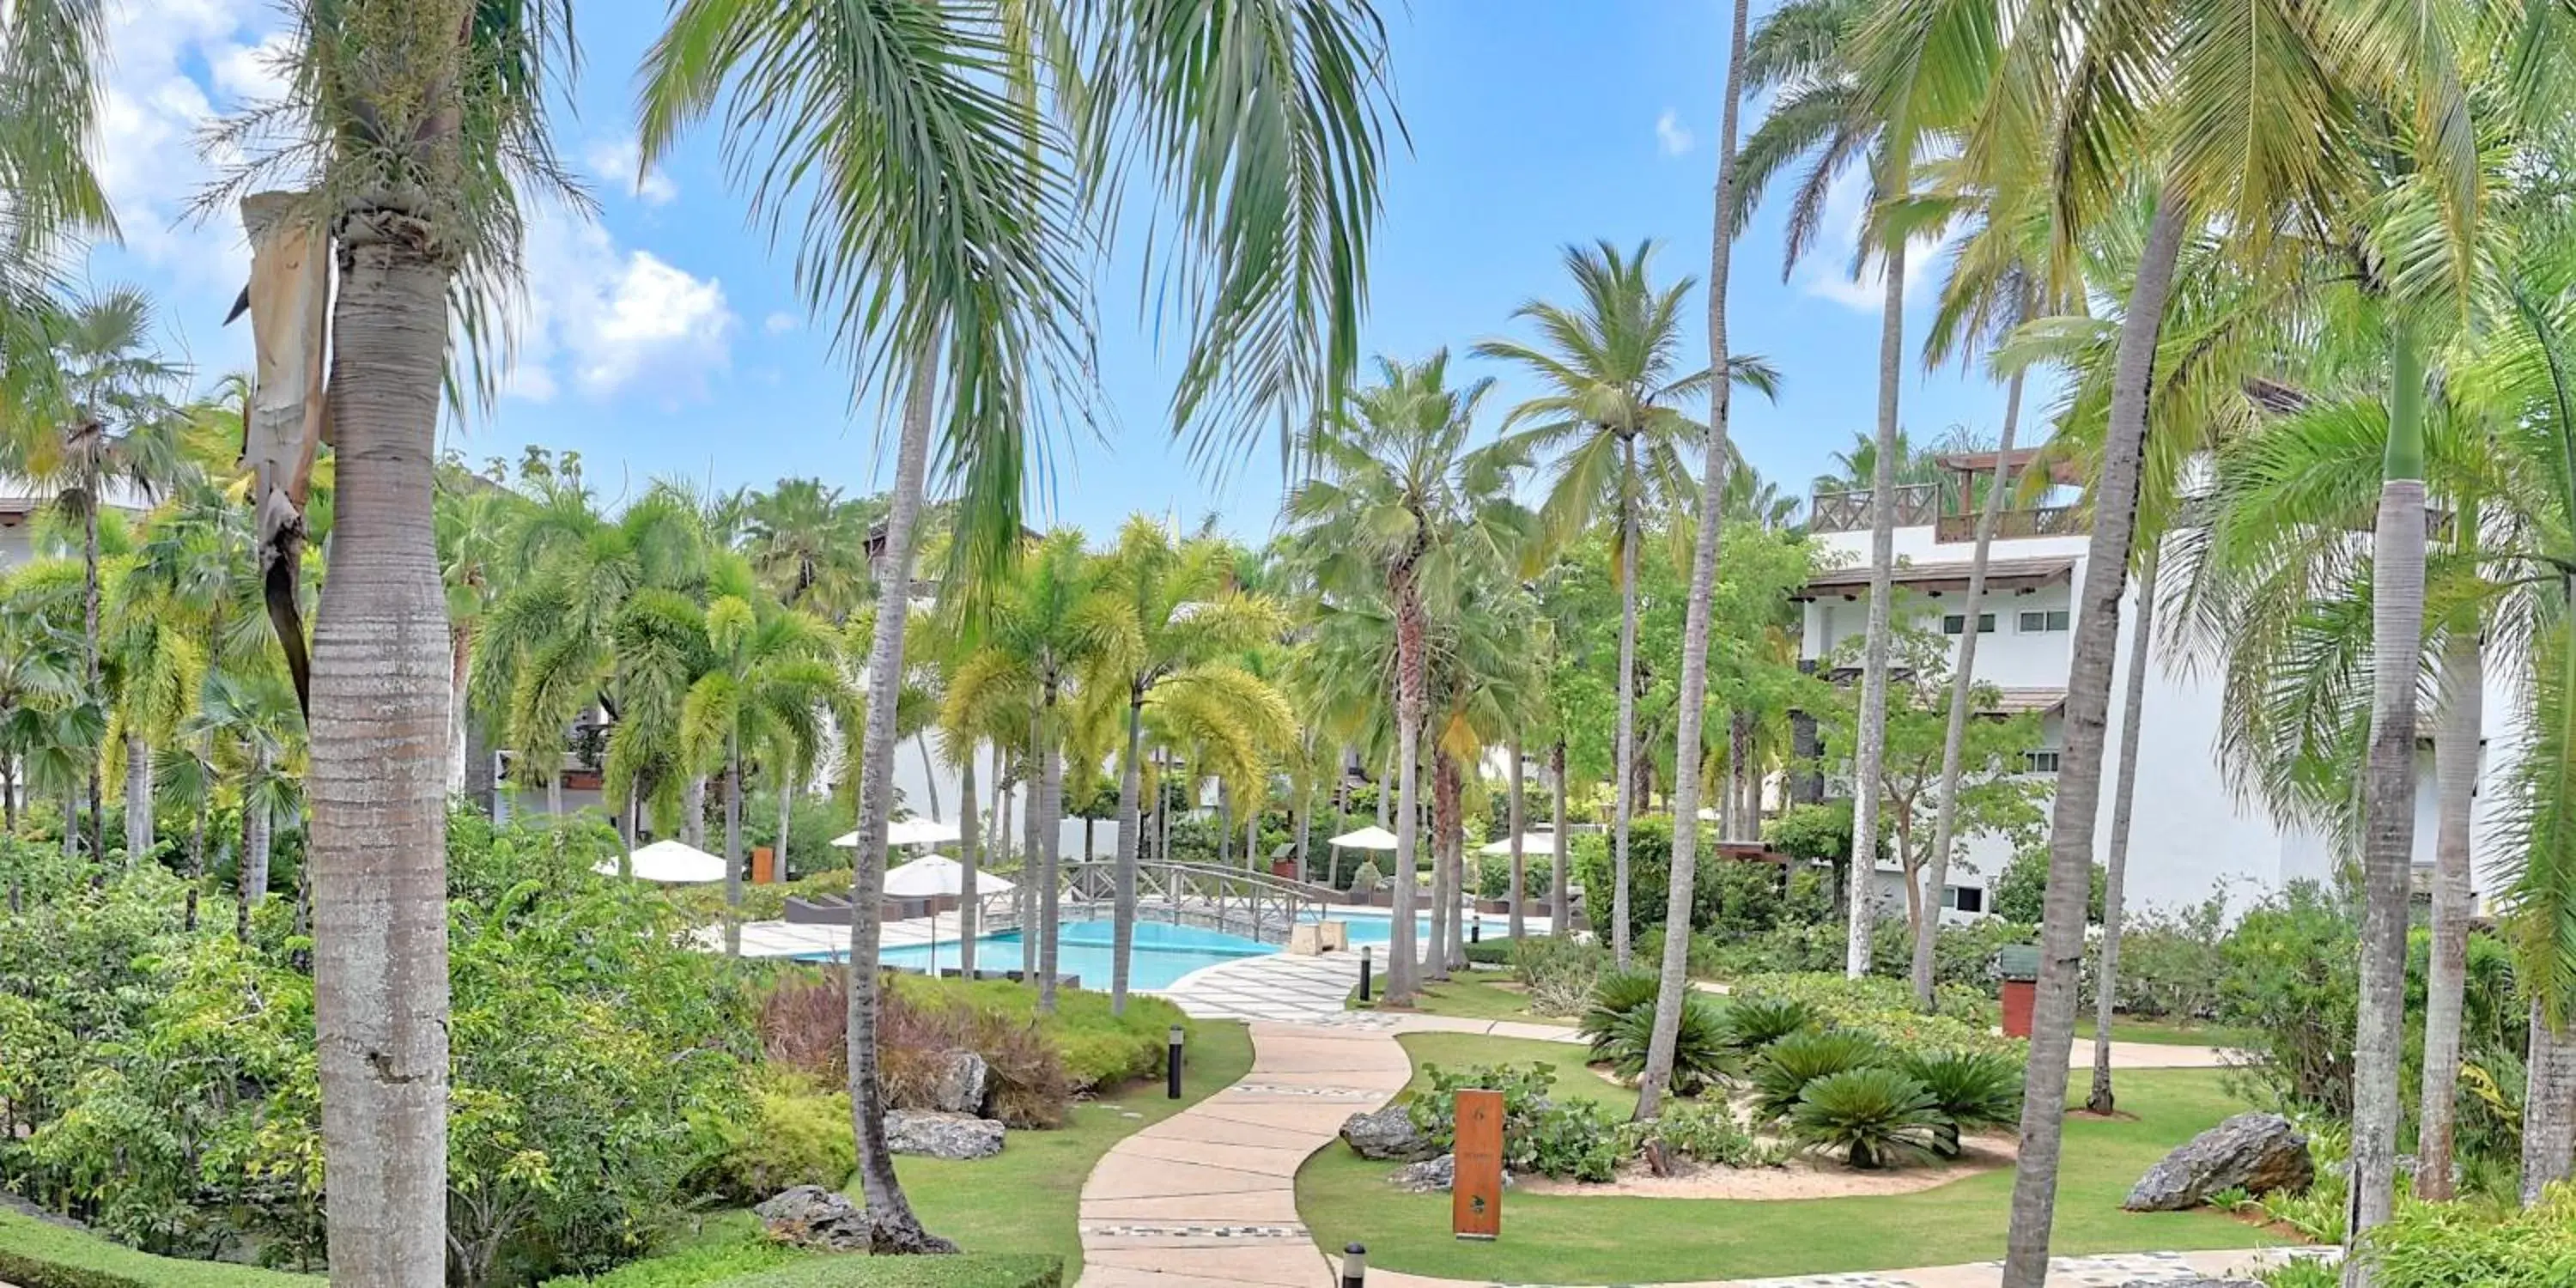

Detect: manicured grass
[0, 1207, 319, 1288]
[2076, 1015, 2258, 1048]
[1351, 975, 1576, 1027]
[1390, 1031, 1631, 1111]
[884, 1019, 1255, 1279]
[1297, 1040, 2293, 1284]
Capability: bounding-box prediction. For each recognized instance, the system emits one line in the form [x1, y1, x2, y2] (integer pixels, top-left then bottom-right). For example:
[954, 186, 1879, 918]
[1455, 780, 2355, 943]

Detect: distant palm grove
[6, 1, 2576, 1288]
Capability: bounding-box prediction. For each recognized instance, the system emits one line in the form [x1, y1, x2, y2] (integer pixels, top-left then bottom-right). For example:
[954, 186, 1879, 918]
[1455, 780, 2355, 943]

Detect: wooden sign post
[1451, 1088, 1504, 1241]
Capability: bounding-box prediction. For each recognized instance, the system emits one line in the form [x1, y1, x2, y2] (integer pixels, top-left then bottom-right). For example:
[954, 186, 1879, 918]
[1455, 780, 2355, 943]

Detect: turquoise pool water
[799, 910, 1520, 991]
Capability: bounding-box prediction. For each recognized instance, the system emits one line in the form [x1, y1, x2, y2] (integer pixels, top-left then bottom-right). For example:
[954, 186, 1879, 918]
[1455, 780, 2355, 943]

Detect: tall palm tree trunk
[1914, 325, 2029, 1008]
[2522, 1000, 2576, 1201]
[959, 751, 981, 978]
[247, 744, 274, 902]
[723, 732, 744, 957]
[1426, 750, 1454, 981]
[2417, 621, 2482, 1200]
[448, 625, 471, 795]
[1387, 569, 1427, 1005]
[841, 347, 953, 1255]
[307, 217, 455, 1287]
[683, 776, 706, 847]
[916, 732, 943, 820]
[1297, 779, 1314, 884]
[1847, 239, 1905, 980]
[2346, 326, 2428, 1287]
[1613, 461, 1640, 969]
[82, 465, 103, 868]
[775, 755, 793, 878]
[1640, 0, 1748, 1116]
[1508, 737, 1527, 940]
[2001, 190, 2185, 1288]
[1111, 696, 1145, 1012]
[1037, 710, 1062, 1013]
[124, 731, 152, 862]
[1551, 741, 1570, 932]
[2089, 555, 2158, 1113]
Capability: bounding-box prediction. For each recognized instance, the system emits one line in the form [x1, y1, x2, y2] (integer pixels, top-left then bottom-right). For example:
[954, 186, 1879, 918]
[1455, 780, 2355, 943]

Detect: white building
[1795, 449, 2517, 921]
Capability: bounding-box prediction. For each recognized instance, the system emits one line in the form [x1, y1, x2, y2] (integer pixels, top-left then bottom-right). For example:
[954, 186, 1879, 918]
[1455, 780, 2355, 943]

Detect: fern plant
[1790, 1068, 1942, 1170]
[1751, 1029, 1886, 1121]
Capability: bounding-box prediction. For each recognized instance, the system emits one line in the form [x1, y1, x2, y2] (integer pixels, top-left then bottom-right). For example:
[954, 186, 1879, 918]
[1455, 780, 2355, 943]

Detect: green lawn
[2077, 1015, 2259, 1048]
[1297, 1038, 2293, 1284]
[1351, 975, 1576, 1027]
[885, 1019, 1255, 1279]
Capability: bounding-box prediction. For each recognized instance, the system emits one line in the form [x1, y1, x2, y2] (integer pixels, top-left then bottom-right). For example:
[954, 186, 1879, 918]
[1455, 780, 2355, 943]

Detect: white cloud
[90, 0, 273, 283]
[507, 216, 738, 408]
[762, 312, 798, 335]
[583, 137, 679, 206]
[1794, 168, 1945, 313]
[1655, 109, 1695, 156]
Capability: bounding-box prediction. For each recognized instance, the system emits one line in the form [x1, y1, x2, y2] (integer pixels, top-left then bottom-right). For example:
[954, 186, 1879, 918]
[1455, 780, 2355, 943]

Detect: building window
[1942, 884, 1986, 914]
[2022, 750, 2062, 775]
[1941, 613, 1996, 635]
[2018, 609, 2071, 634]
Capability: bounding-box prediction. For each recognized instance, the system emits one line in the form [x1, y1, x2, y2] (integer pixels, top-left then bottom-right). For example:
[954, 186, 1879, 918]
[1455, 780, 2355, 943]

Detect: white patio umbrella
[829, 816, 965, 849]
[593, 838, 726, 884]
[884, 855, 1015, 976]
[1327, 824, 1400, 850]
[1477, 831, 1558, 857]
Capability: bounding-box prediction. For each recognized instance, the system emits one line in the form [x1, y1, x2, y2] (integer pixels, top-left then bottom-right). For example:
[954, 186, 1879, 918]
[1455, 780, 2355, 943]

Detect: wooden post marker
[1451, 1088, 1504, 1241]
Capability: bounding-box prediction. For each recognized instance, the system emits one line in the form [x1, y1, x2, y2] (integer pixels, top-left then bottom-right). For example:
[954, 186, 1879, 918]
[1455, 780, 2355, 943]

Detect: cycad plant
[1792, 1067, 1943, 1169]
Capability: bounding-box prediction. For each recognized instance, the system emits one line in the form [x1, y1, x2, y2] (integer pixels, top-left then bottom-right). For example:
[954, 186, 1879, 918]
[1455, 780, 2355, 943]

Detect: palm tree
[1475, 241, 1732, 969]
[435, 481, 518, 796]
[1639, 0, 1759, 1118]
[1087, 519, 1284, 1013]
[682, 591, 840, 955]
[6, 289, 195, 865]
[742, 477, 878, 619]
[0, 0, 112, 434]
[1290, 352, 1526, 1005]
[1734, 0, 1932, 980]
[639, 0, 1394, 1252]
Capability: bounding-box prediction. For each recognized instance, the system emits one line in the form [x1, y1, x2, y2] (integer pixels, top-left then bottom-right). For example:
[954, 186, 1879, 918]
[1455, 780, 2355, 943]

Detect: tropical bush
[1751, 1029, 1888, 1122]
[1728, 973, 2015, 1056]
[1598, 993, 1736, 1095]
[1572, 818, 1807, 941]
[1790, 1068, 1943, 1170]
[1403, 1062, 1625, 1181]
[755, 970, 1185, 1112]
[1893, 1050, 2022, 1157]
[2093, 896, 2227, 1020]
[695, 1073, 857, 1204]
[1524, 1099, 1624, 1182]
[538, 1231, 805, 1288]
[1577, 970, 1662, 1058]
[1511, 934, 1607, 1015]
[1716, 996, 1816, 1053]
[2357, 1186, 2576, 1287]
[1620, 1101, 1783, 1170]
[1993, 848, 2103, 925]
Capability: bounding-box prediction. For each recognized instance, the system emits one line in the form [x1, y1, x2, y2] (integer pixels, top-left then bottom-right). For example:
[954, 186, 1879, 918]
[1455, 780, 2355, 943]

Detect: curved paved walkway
[1077, 1014, 2291, 1288]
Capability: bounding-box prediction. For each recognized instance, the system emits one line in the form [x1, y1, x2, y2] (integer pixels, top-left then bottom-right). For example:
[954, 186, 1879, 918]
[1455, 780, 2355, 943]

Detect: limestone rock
[2123, 1112, 2313, 1212]
[885, 1109, 1005, 1160]
[1387, 1153, 1514, 1194]
[753, 1185, 872, 1251]
[1340, 1105, 1435, 1161]
[926, 1049, 993, 1116]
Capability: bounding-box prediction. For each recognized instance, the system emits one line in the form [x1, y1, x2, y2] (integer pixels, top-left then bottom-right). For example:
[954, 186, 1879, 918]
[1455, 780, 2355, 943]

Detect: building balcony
[1808, 447, 2093, 540]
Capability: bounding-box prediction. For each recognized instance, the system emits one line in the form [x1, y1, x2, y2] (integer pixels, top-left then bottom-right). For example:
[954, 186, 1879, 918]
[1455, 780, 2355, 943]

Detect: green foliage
[1620, 1102, 1784, 1169]
[886, 976, 1189, 1094]
[1994, 847, 2104, 925]
[1522, 1098, 1623, 1182]
[1346, 859, 1382, 894]
[1751, 1030, 1889, 1122]
[1716, 996, 1818, 1053]
[2215, 883, 2360, 1113]
[1789, 1068, 1943, 1170]
[1577, 969, 1662, 1058]
[1728, 973, 2017, 1056]
[537, 1233, 804, 1288]
[1402, 1061, 1621, 1180]
[1575, 817, 1790, 944]
[2095, 896, 2227, 1020]
[1600, 994, 1736, 1096]
[1510, 935, 1608, 1016]
[2255, 1259, 2342, 1288]
[2359, 1187, 2576, 1286]
[694, 1075, 857, 1205]
[1763, 802, 1851, 864]
[1893, 1050, 2024, 1157]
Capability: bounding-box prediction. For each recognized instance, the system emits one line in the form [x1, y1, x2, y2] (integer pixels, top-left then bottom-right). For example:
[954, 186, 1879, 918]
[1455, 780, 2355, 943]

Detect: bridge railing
[1056, 859, 1340, 945]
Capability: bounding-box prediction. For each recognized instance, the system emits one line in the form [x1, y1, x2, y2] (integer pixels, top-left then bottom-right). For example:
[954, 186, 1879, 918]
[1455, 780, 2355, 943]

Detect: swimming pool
[802, 909, 1525, 991]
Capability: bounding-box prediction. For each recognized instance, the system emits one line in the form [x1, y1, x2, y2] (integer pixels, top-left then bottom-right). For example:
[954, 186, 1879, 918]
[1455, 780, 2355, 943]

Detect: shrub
[1623, 1102, 1783, 1170]
[1346, 860, 1382, 894]
[1598, 994, 1736, 1096]
[1523, 1098, 1622, 1182]
[881, 984, 1069, 1128]
[0, 1206, 318, 1288]
[1406, 1062, 1558, 1158]
[1790, 1068, 1943, 1170]
[1728, 973, 2015, 1056]
[1577, 970, 1662, 1058]
[537, 1232, 805, 1287]
[2096, 896, 2226, 1020]
[1752, 1030, 1887, 1122]
[695, 1074, 857, 1203]
[706, 1254, 1064, 1288]
[1716, 996, 1817, 1053]
[2216, 883, 2358, 1114]
[1993, 848, 2103, 925]
[1511, 935, 1608, 1016]
[1894, 1050, 2022, 1157]
[2359, 1186, 2576, 1287]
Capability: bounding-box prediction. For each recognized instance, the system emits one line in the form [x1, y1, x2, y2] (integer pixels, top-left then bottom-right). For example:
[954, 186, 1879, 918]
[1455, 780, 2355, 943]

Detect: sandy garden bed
[1515, 1130, 2018, 1200]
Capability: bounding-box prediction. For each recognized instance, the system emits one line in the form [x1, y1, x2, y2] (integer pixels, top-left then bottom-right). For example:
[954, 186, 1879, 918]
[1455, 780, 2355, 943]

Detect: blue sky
[88, 0, 2028, 542]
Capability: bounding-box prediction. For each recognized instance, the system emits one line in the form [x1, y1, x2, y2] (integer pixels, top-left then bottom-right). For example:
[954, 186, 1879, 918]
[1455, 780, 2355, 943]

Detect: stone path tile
[2069, 1040, 2239, 1070]
[1165, 953, 1364, 1021]
[1364, 1247, 2330, 1288]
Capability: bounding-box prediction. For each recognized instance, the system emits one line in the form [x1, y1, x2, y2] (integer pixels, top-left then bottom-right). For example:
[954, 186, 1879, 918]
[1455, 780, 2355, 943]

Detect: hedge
[0, 1209, 319, 1288]
[711, 1255, 1061, 1288]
